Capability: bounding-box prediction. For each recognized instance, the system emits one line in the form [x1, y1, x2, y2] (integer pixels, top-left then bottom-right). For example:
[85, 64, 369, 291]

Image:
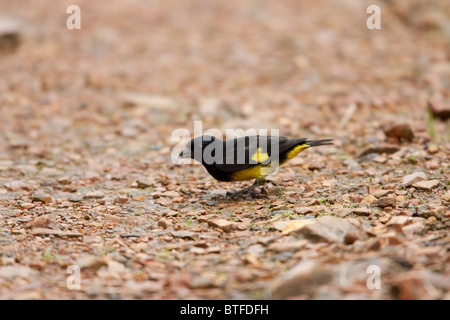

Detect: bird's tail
[303, 139, 334, 147]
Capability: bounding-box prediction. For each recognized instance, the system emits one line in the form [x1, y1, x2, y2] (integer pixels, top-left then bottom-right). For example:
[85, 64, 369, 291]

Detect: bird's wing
[215, 136, 301, 173]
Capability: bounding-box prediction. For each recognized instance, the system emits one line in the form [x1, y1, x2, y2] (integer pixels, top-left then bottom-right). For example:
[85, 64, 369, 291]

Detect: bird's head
[178, 135, 217, 162]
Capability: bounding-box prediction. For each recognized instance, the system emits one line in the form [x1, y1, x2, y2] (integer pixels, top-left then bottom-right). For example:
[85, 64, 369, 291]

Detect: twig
[338, 103, 357, 129]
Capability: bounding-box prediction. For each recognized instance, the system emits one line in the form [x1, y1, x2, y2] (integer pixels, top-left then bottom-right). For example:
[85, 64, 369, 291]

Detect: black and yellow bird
[179, 135, 333, 195]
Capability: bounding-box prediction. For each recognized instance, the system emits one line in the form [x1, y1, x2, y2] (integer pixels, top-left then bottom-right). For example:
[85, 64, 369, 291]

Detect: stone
[63, 185, 77, 193]
[392, 270, 450, 300]
[442, 192, 450, 202]
[267, 186, 284, 196]
[83, 191, 105, 199]
[412, 180, 440, 191]
[361, 195, 377, 205]
[31, 228, 81, 238]
[124, 280, 164, 294]
[76, 255, 107, 270]
[363, 237, 382, 251]
[26, 214, 57, 230]
[0, 266, 37, 280]
[5, 180, 28, 191]
[373, 155, 387, 164]
[343, 159, 361, 171]
[371, 189, 392, 198]
[334, 208, 352, 217]
[155, 198, 170, 206]
[162, 191, 180, 198]
[266, 240, 308, 253]
[21, 202, 35, 210]
[358, 144, 400, 158]
[387, 216, 409, 227]
[369, 224, 388, 236]
[0, 19, 21, 52]
[136, 180, 153, 188]
[269, 260, 333, 299]
[402, 172, 427, 187]
[120, 92, 175, 110]
[69, 195, 83, 202]
[157, 219, 170, 229]
[107, 261, 126, 274]
[12, 290, 43, 300]
[171, 230, 196, 240]
[281, 219, 316, 235]
[39, 167, 64, 177]
[427, 145, 439, 154]
[270, 220, 291, 232]
[376, 195, 396, 208]
[190, 276, 215, 289]
[344, 231, 360, 244]
[352, 207, 371, 216]
[402, 222, 425, 236]
[32, 194, 52, 204]
[293, 216, 358, 243]
[384, 123, 414, 141]
[114, 195, 129, 204]
[171, 197, 184, 203]
[57, 176, 72, 185]
[387, 236, 403, 245]
[294, 207, 314, 215]
[207, 219, 238, 232]
[425, 160, 439, 170]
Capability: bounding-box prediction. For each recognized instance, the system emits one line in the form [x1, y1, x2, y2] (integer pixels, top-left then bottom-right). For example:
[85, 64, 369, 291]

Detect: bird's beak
[178, 149, 190, 159]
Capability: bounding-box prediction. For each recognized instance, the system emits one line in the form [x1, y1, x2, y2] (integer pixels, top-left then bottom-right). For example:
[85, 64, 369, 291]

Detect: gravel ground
[0, 0, 449, 299]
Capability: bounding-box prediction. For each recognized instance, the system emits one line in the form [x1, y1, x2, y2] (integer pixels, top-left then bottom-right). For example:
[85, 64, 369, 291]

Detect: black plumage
[179, 135, 333, 183]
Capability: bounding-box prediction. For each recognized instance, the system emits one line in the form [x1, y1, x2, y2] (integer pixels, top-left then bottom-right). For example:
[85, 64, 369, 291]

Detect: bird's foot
[226, 180, 261, 198]
[226, 187, 259, 198]
[226, 178, 284, 198]
[226, 189, 258, 198]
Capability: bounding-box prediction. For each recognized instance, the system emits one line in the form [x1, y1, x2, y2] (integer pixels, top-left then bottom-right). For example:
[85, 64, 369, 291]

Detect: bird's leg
[256, 177, 267, 186]
[227, 179, 264, 197]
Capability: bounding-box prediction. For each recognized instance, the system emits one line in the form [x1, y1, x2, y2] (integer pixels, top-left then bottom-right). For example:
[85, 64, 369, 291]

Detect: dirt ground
[0, 0, 449, 299]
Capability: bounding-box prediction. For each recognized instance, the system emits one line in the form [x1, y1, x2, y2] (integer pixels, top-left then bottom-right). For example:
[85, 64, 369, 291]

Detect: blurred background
[1, 0, 449, 162]
[0, 0, 449, 300]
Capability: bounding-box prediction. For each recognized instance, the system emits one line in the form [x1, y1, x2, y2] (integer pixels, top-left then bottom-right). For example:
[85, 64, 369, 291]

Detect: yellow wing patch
[286, 144, 309, 160]
[231, 144, 308, 181]
[250, 147, 269, 163]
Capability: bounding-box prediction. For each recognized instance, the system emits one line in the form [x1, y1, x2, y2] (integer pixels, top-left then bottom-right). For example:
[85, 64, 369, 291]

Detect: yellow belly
[231, 164, 277, 181]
